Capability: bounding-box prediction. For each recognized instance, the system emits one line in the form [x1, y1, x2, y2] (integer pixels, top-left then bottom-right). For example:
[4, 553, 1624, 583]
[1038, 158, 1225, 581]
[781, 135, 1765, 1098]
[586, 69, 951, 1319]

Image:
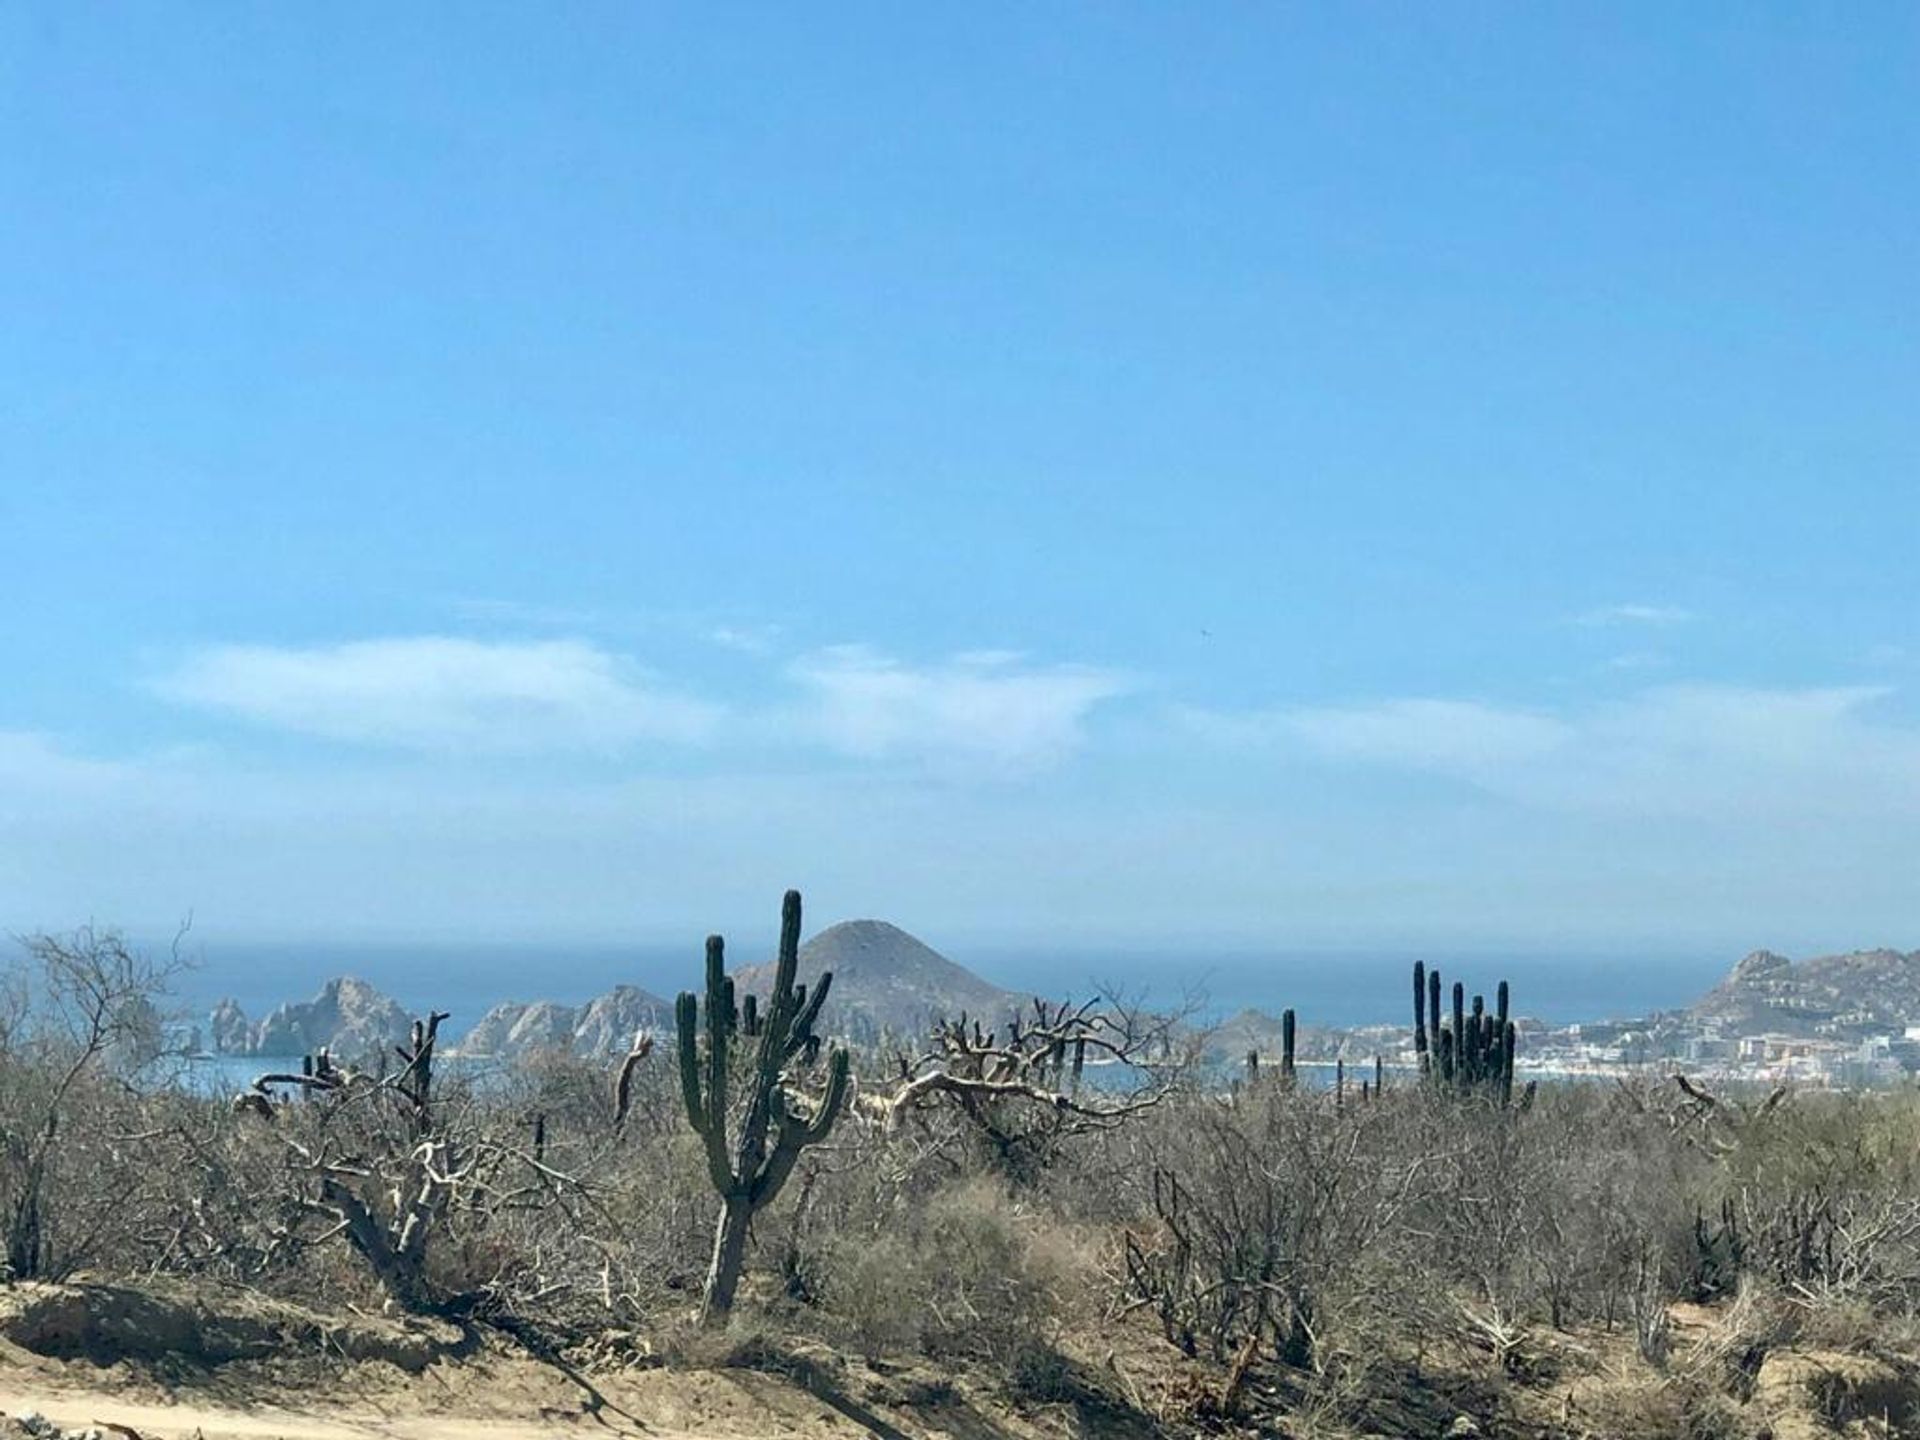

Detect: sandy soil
[7, 1278, 1917, 1440]
[0, 1359, 906, 1440]
[0, 1278, 1170, 1440]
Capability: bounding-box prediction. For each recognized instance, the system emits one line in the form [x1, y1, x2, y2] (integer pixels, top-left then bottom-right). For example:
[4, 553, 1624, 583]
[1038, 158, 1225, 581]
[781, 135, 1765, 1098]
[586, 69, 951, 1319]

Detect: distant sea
[1026, 948, 1727, 1027]
[170, 940, 1728, 1038]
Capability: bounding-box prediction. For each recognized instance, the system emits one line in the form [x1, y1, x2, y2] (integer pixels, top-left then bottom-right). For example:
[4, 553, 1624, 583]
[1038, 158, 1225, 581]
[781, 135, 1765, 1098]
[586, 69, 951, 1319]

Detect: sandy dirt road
[0, 1370, 891, 1440]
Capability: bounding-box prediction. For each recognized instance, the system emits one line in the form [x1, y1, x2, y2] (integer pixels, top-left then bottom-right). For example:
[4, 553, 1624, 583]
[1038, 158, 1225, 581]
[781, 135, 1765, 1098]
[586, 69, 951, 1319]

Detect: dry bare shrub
[1388, 1081, 1705, 1351]
[881, 993, 1195, 1188]
[1676, 1277, 1796, 1406]
[414, 1045, 723, 1327]
[0, 926, 184, 1280]
[816, 1175, 1080, 1383]
[1110, 1081, 1430, 1376]
[1711, 1089, 1920, 1311]
[1591, 1378, 1765, 1440]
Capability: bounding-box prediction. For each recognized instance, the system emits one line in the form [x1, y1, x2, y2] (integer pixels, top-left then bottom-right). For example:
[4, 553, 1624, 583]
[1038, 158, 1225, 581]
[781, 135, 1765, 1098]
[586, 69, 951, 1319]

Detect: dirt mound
[0, 1282, 450, 1373]
[1756, 1348, 1920, 1439]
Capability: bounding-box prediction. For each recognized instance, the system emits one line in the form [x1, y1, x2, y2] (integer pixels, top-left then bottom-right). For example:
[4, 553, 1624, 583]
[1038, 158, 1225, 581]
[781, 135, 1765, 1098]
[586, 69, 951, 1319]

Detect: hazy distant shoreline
[168, 940, 1728, 1034]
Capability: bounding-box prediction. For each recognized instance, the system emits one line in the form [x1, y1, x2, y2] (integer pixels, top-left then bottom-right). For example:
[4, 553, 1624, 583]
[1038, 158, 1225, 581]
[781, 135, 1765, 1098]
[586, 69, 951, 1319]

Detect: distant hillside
[732, 919, 1024, 1043]
[457, 984, 670, 1060]
[208, 977, 413, 1061]
[1208, 1008, 1351, 1065]
[1693, 948, 1920, 1038]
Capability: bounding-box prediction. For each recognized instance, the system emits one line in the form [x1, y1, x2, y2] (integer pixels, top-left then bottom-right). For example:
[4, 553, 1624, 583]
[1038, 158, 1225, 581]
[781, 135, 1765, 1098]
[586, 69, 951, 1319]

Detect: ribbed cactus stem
[1413, 961, 1429, 1073]
[1451, 982, 1465, 1085]
[1469, 995, 1485, 1085]
[675, 890, 849, 1324]
[1428, 970, 1443, 1084]
[1502, 1020, 1517, 1107]
[1416, 971, 1522, 1105]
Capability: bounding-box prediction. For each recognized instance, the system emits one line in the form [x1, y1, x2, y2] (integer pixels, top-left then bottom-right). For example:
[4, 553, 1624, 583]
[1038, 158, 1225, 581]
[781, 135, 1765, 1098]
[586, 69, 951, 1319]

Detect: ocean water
[168, 939, 1727, 1041]
[977, 947, 1727, 1027]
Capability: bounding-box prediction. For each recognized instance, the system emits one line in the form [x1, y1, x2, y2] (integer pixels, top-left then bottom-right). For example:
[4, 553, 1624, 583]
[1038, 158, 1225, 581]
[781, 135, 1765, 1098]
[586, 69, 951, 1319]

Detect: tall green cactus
[1413, 963, 1520, 1105]
[1413, 961, 1429, 1074]
[678, 889, 851, 1324]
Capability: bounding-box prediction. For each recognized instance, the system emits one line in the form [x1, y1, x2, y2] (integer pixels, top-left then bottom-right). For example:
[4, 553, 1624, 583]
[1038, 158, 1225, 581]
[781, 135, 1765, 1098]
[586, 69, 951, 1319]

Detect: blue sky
[1, 6, 1915, 957]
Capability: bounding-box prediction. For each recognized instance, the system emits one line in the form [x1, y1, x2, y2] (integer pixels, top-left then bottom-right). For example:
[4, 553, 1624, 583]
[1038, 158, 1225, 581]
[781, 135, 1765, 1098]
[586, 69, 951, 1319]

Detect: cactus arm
[766, 889, 803, 1031]
[1428, 970, 1443, 1081]
[795, 1047, 850, 1145]
[736, 892, 813, 1176]
[749, 1125, 807, 1209]
[674, 992, 706, 1133]
[750, 1047, 850, 1208]
[1502, 1020, 1517, 1107]
[1413, 961, 1429, 1071]
[1451, 983, 1465, 1083]
[787, 970, 833, 1057]
[703, 937, 731, 1148]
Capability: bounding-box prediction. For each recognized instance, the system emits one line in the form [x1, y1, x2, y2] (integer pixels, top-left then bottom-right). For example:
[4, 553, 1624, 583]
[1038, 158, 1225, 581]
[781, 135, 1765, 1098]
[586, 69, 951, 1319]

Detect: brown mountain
[1692, 948, 1920, 1038]
[732, 919, 1023, 1044]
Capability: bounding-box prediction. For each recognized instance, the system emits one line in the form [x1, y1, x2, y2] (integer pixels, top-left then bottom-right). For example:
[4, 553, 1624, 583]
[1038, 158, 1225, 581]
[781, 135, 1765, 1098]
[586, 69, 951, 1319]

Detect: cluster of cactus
[1245, 1006, 1298, 1085]
[677, 889, 851, 1324]
[1041, 1033, 1088, 1094]
[1245, 1012, 1387, 1104]
[1412, 961, 1520, 1104]
[1334, 1054, 1388, 1106]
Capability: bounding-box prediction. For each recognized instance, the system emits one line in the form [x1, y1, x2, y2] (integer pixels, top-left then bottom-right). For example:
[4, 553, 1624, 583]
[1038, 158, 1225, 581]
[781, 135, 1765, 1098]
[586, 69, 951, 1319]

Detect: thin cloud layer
[1194, 698, 1567, 784]
[1195, 684, 1920, 820]
[788, 646, 1130, 769]
[158, 638, 720, 753]
[153, 636, 1128, 771]
[0, 731, 135, 798]
[1575, 603, 1696, 627]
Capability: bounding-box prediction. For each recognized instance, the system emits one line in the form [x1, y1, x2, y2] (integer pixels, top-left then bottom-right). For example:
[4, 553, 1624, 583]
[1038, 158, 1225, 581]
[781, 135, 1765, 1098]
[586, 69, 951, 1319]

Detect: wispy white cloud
[1575, 603, 1696, 628]
[443, 598, 608, 629]
[1190, 684, 1920, 820]
[706, 623, 783, 656]
[787, 645, 1130, 770]
[149, 635, 1127, 771]
[156, 638, 721, 753]
[1186, 699, 1566, 784]
[1603, 651, 1670, 672]
[0, 731, 137, 798]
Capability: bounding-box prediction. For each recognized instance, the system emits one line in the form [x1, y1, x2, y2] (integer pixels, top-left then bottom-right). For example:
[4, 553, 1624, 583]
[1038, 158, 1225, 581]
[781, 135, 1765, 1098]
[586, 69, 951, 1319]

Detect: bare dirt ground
[3, 1280, 1919, 1439]
[0, 1281, 1144, 1440]
[0, 1344, 1063, 1440]
[0, 1365, 877, 1440]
